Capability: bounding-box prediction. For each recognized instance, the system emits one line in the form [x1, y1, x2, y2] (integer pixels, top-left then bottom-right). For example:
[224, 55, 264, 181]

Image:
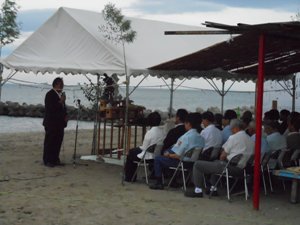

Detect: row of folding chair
[261, 148, 300, 195]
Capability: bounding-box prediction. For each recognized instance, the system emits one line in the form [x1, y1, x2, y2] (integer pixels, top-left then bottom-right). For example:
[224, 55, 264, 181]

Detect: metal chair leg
[131, 161, 142, 182]
[266, 164, 274, 192]
[261, 165, 267, 195]
[181, 163, 187, 191]
[167, 163, 180, 189]
[226, 168, 230, 201]
[144, 159, 148, 184]
[203, 174, 207, 188]
[244, 170, 249, 200]
[282, 180, 286, 191]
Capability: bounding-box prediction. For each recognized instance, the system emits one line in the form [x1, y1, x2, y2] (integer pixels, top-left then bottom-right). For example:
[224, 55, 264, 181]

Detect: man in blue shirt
[150, 113, 205, 190]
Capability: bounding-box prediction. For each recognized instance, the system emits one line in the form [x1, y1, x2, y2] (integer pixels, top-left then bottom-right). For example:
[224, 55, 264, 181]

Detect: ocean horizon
[1, 82, 298, 112]
[0, 83, 300, 133]
[2, 83, 256, 111]
[0, 82, 298, 133]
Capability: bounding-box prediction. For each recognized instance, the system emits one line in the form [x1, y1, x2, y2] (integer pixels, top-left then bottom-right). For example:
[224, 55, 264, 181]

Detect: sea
[0, 82, 298, 133]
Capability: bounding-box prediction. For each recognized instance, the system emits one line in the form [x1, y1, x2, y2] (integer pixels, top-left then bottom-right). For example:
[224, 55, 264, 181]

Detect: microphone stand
[72, 99, 88, 167]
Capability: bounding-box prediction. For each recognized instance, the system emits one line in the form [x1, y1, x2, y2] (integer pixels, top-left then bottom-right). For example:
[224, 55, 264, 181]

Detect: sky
[1, 0, 299, 91]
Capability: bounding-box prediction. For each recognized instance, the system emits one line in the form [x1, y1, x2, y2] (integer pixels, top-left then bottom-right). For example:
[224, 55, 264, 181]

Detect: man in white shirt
[124, 112, 165, 182]
[200, 111, 222, 159]
[185, 119, 254, 198]
[222, 109, 237, 144]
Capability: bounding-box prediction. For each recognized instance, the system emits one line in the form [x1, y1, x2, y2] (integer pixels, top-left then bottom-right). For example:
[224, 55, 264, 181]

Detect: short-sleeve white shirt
[137, 126, 165, 159]
[200, 124, 222, 150]
[222, 130, 254, 161]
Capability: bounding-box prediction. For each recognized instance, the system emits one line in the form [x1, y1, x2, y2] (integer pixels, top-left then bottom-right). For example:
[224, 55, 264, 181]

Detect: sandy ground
[0, 129, 300, 225]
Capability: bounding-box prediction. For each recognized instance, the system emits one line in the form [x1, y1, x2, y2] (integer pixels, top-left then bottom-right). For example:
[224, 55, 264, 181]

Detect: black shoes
[149, 183, 164, 190]
[184, 189, 203, 198]
[44, 162, 55, 168]
[55, 162, 65, 167]
[44, 160, 65, 168]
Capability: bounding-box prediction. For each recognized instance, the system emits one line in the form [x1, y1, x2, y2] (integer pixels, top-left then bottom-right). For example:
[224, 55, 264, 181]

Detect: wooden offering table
[97, 101, 146, 159]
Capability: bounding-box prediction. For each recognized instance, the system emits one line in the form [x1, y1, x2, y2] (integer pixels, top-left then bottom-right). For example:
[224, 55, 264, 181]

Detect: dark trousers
[124, 147, 142, 181]
[43, 126, 64, 165]
[154, 156, 179, 178]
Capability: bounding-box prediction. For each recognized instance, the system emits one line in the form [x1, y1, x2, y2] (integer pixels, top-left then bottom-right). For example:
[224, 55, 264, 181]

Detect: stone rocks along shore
[0, 101, 95, 121]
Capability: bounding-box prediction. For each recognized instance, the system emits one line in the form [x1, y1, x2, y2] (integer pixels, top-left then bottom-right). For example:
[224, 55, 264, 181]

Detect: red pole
[253, 34, 265, 210]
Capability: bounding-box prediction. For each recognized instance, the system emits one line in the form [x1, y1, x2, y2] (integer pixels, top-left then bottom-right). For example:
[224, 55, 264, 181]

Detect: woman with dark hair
[124, 112, 165, 182]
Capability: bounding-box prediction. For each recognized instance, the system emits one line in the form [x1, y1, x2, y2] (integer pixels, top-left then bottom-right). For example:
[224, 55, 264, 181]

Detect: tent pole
[169, 77, 175, 118]
[121, 40, 130, 185]
[221, 79, 225, 114]
[292, 74, 296, 112]
[91, 74, 100, 155]
[253, 34, 265, 210]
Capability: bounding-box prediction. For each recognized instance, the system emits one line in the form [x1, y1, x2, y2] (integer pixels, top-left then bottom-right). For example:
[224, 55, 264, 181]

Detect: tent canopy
[1, 7, 227, 77]
[148, 21, 300, 82]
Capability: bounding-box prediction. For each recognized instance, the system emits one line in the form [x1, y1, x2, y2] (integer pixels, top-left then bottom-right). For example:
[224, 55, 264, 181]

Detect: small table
[273, 168, 300, 203]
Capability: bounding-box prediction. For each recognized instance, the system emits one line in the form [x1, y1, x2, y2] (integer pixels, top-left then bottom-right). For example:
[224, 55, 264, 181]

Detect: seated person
[124, 112, 165, 182]
[286, 112, 300, 151]
[263, 109, 280, 121]
[194, 112, 203, 133]
[241, 110, 253, 129]
[149, 113, 205, 190]
[214, 113, 223, 131]
[222, 109, 237, 144]
[200, 111, 222, 159]
[247, 120, 270, 156]
[161, 109, 188, 153]
[279, 109, 290, 135]
[264, 120, 287, 152]
[185, 119, 254, 198]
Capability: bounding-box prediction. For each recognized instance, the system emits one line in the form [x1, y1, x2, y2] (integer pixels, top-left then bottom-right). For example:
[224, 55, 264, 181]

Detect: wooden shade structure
[149, 21, 300, 210]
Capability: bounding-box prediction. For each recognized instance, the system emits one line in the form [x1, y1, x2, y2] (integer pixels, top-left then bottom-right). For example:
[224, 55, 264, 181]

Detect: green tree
[0, 0, 20, 101]
[99, 3, 136, 184]
[291, 10, 300, 21]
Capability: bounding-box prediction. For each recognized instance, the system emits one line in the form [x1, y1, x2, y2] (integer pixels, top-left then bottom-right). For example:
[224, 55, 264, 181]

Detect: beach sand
[0, 129, 299, 225]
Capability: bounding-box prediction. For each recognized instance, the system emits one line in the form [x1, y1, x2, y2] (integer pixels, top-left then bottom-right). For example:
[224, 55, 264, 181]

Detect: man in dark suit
[161, 109, 188, 152]
[43, 77, 67, 167]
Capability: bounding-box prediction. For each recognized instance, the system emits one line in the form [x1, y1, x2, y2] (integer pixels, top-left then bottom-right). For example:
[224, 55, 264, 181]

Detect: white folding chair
[209, 153, 253, 201]
[131, 144, 156, 184]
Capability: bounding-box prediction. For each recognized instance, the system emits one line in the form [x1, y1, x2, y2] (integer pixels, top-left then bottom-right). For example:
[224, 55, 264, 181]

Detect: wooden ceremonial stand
[97, 100, 146, 159]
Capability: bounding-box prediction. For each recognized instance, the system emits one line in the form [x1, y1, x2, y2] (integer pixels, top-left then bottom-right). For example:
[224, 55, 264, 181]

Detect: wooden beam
[164, 30, 240, 35]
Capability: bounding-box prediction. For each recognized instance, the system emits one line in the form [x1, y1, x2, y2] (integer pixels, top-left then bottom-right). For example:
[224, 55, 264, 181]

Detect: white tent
[1, 7, 227, 77]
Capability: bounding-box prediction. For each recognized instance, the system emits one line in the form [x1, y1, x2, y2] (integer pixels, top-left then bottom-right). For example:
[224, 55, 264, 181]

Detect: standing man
[43, 77, 67, 167]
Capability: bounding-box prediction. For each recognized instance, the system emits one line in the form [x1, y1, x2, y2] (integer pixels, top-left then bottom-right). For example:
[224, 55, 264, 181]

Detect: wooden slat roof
[149, 21, 300, 81]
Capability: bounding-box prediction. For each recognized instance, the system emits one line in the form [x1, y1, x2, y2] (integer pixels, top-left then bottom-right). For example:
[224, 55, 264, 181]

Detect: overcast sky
[1, 0, 299, 90]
